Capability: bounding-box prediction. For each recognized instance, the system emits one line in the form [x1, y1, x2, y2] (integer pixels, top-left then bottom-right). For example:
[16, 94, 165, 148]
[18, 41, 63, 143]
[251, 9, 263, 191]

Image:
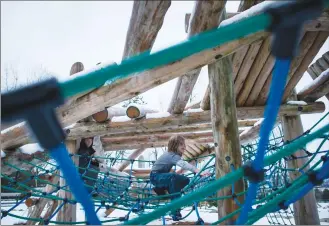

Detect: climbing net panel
[1, 1, 329, 225]
[1, 113, 328, 225]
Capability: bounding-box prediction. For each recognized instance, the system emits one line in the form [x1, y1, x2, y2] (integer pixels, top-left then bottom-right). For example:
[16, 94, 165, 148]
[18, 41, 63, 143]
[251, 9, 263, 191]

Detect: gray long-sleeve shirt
[151, 151, 197, 173]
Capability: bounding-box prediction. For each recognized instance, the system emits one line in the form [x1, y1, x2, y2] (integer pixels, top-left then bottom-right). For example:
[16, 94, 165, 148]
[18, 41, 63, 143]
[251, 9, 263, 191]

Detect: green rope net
[1, 113, 328, 225]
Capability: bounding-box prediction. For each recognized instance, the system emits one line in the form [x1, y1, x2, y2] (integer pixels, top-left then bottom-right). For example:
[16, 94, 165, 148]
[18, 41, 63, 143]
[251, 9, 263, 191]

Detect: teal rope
[59, 13, 270, 98]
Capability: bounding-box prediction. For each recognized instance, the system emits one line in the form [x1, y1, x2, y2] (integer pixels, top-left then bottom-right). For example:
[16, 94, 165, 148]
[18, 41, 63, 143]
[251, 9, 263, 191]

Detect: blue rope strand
[236, 58, 291, 225]
[49, 143, 101, 225]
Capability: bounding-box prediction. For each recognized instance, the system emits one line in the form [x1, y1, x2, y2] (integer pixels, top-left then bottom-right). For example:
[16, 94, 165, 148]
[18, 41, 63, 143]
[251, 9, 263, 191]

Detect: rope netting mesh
[2, 1, 329, 224]
[1, 113, 328, 225]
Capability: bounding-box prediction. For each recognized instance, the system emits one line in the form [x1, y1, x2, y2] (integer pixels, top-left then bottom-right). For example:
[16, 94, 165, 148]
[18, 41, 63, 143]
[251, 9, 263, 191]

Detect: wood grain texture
[235, 39, 263, 106]
[281, 99, 320, 225]
[297, 68, 329, 101]
[208, 56, 244, 223]
[168, 1, 226, 114]
[122, 1, 171, 59]
[255, 31, 324, 105]
[56, 141, 77, 222]
[282, 31, 329, 102]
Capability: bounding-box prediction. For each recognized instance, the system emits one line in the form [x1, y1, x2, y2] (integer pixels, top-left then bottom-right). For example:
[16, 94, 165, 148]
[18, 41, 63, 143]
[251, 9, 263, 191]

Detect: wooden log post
[56, 61, 84, 222]
[92, 106, 127, 122]
[297, 68, 329, 101]
[200, 0, 263, 111]
[26, 172, 60, 225]
[281, 94, 320, 225]
[167, 1, 226, 114]
[56, 140, 77, 222]
[126, 104, 158, 119]
[103, 1, 171, 217]
[209, 56, 244, 223]
[239, 119, 280, 145]
[116, 148, 145, 171]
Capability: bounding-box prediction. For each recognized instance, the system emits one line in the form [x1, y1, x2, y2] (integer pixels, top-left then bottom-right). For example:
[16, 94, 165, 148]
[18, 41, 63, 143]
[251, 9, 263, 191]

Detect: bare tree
[1, 64, 53, 130]
[1, 64, 53, 93]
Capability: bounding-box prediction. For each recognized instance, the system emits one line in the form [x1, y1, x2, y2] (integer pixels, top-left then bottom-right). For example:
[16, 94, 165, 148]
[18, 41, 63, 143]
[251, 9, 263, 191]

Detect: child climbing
[77, 136, 108, 193]
[149, 135, 210, 221]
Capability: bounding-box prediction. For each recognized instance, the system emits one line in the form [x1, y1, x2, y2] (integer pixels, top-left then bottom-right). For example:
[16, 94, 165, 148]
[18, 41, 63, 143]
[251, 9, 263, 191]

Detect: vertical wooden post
[56, 140, 77, 222]
[209, 56, 244, 223]
[281, 94, 320, 225]
[26, 172, 60, 225]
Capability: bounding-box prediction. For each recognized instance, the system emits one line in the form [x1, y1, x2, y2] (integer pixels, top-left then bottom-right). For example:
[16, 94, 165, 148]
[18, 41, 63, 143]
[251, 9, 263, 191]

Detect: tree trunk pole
[56, 140, 77, 222]
[208, 56, 244, 224]
[281, 93, 320, 225]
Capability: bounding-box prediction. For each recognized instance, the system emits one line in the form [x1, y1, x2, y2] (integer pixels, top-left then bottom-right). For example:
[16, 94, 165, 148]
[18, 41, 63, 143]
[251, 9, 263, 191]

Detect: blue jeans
[150, 172, 190, 201]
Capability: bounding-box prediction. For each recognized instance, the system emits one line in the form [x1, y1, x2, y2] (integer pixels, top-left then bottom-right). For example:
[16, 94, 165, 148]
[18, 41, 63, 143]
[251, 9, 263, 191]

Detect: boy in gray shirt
[150, 135, 209, 221]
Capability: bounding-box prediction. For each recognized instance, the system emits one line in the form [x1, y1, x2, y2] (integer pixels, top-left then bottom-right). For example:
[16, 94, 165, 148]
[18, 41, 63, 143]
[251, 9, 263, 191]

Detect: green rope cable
[59, 13, 270, 98]
[2, 122, 328, 224]
[123, 123, 329, 225]
[246, 156, 326, 225]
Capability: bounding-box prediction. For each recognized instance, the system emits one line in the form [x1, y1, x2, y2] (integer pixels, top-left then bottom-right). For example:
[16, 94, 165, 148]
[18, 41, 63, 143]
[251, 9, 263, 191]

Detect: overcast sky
[1, 1, 328, 142]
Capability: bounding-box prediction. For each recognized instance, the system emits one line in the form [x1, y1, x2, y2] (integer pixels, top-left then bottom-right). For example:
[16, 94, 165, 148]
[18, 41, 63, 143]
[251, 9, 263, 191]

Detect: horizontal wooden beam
[102, 129, 245, 144]
[297, 68, 329, 102]
[1, 149, 47, 175]
[104, 137, 214, 151]
[65, 110, 259, 140]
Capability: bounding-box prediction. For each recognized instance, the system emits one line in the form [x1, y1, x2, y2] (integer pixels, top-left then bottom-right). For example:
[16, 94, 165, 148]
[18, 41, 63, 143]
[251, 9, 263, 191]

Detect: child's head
[168, 135, 186, 156]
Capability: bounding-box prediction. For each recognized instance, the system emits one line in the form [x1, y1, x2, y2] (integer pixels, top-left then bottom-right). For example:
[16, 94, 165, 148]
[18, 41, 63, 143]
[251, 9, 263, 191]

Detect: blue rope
[49, 143, 101, 225]
[1, 195, 29, 218]
[236, 58, 291, 225]
[45, 201, 66, 225]
[162, 216, 166, 225]
[194, 202, 204, 225]
[273, 154, 329, 212]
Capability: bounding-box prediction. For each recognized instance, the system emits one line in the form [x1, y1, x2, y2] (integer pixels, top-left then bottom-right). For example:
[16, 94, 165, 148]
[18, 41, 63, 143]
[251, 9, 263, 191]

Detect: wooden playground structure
[1, 1, 329, 225]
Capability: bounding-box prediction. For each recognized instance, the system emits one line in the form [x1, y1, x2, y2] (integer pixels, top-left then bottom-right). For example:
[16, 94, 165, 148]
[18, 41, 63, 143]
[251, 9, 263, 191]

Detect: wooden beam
[242, 37, 275, 106]
[184, 101, 201, 110]
[1, 149, 47, 175]
[103, 2, 171, 216]
[168, 1, 226, 114]
[102, 131, 213, 145]
[26, 173, 60, 225]
[2, 2, 327, 150]
[65, 101, 325, 141]
[65, 111, 258, 140]
[235, 39, 263, 106]
[92, 106, 127, 122]
[208, 55, 244, 223]
[201, 0, 263, 111]
[94, 1, 171, 124]
[255, 31, 328, 105]
[239, 119, 281, 145]
[245, 31, 308, 106]
[104, 138, 214, 151]
[116, 148, 145, 171]
[122, 1, 171, 59]
[126, 104, 158, 119]
[297, 68, 329, 101]
[56, 140, 77, 222]
[63, 62, 86, 106]
[200, 86, 211, 111]
[303, 12, 329, 31]
[282, 31, 329, 102]
[281, 98, 320, 225]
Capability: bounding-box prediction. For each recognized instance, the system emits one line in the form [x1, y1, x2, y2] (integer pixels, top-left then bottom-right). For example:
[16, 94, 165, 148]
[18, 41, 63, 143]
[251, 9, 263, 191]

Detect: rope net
[1, 113, 328, 225]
